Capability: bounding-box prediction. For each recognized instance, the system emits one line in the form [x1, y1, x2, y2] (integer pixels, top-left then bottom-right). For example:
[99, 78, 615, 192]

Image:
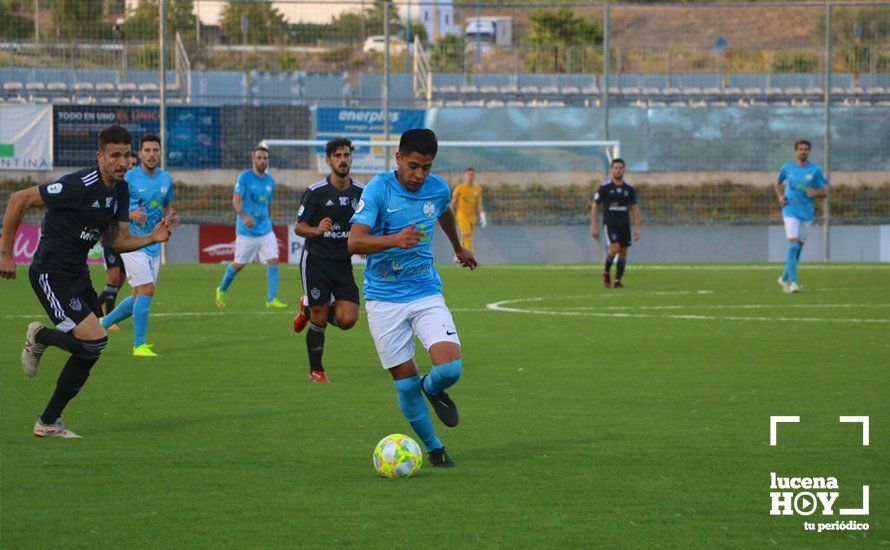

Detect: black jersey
[31, 166, 129, 275]
[297, 177, 364, 260]
[594, 180, 637, 226]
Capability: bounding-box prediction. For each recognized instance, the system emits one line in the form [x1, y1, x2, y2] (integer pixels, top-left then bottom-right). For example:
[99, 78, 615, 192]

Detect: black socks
[307, 322, 326, 372]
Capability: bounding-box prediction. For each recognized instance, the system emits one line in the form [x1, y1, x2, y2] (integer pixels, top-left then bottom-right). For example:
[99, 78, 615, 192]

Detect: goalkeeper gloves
[479, 211, 487, 228]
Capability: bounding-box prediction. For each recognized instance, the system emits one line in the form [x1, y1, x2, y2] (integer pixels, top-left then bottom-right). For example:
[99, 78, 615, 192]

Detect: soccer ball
[373, 434, 423, 478]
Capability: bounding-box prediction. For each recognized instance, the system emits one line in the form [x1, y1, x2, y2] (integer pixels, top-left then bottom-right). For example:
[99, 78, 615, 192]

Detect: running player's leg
[26, 272, 108, 436]
[413, 295, 462, 428]
[99, 246, 124, 316]
[304, 259, 333, 378]
[38, 313, 107, 434]
[613, 225, 631, 287]
[102, 252, 145, 345]
[216, 234, 253, 306]
[330, 261, 360, 330]
[368, 300, 447, 463]
[782, 216, 802, 291]
[458, 216, 475, 253]
[260, 232, 286, 307]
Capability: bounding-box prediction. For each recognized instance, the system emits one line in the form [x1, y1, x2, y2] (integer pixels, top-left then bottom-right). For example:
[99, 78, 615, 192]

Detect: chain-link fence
[2, 1, 889, 238]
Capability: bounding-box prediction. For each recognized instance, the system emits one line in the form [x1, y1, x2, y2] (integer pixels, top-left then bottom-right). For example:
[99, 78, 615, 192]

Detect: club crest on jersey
[311, 288, 321, 300]
[47, 183, 62, 194]
[69, 298, 82, 311]
[351, 198, 359, 210]
[423, 201, 436, 218]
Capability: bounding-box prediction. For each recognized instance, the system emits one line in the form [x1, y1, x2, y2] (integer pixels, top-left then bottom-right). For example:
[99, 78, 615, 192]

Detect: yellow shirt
[453, 183, 482, 219]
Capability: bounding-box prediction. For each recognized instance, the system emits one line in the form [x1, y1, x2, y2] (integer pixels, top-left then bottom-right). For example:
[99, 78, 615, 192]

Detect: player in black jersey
[591, 158, 640, 288]
[97, 152, 137, 325]
[291, 137, 364, 382]
[0, 125, 172, 438]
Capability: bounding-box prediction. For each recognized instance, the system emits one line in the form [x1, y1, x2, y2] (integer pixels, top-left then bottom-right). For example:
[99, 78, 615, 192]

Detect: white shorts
[121, 250, 161, 288]
[783, 216, 811, 242]
[234, 232, 278, 264]
[366, 294, 461, 369]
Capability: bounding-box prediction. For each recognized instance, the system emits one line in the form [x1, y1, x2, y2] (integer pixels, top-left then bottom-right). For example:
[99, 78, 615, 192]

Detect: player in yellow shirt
[450, 168, 486, 258]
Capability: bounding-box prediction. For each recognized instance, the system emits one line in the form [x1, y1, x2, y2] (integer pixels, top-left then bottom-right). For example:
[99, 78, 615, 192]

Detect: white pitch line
[553, 303, 890, 311]
[486, 298, 890, 324]
[485, 264, 890, 271]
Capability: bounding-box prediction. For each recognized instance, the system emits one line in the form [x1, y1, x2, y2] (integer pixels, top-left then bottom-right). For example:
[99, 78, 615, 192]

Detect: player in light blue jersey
[215, 146, 287, 309]
[774, 139, 828, 293]
[348, 129, 477, 468]
[102, 134, 178, 356]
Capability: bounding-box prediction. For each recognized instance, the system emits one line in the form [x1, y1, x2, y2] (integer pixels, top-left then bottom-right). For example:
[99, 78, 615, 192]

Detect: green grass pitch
[2, 263, 888, 548]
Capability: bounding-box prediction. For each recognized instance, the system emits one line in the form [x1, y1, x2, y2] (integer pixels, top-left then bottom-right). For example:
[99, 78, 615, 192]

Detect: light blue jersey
[125, 166, 174, 257]
[778, 161, 828, 222]
[350, 170, 452, 303]
[234, 170, 275, 237]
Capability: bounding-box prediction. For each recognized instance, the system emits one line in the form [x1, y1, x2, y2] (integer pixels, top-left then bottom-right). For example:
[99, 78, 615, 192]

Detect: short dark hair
[465, 167, 475, 172]
[254, 145, 270, 156]
[794, 139, 811, 149]
[326, 137, 353, 158]
[140, 133, 161, 148]
[98, 125, 132, 150]
[398, 128, 438, 158]
[611, 158, 626, 167]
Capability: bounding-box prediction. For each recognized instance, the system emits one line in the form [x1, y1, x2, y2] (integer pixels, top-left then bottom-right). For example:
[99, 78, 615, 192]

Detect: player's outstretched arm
[0, 186, 44, 279]
[112, 219, 171, 253]
[348, 223, 420, 254]
[438, 208, 478, 269]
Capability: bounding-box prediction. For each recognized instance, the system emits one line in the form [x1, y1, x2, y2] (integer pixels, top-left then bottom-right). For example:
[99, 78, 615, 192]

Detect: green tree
[528, 7, 602, 47]
[0, 1, 33, 39]
[124, 0, 196, 41]
[53, 0, 105, 39]
[432, 33, 466, 73]
[526, 8, 602, 73]
[220, 1, 288, 45]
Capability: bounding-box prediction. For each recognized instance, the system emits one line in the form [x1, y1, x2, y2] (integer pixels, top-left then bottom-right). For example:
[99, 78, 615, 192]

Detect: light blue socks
[133, 295, 152, 347]
[266, 264, 279, 302]
[394, 375, 442, 452]
[423, 359, 463, 396]
[785, 241, 801, 283]
[220, 264, 238, 292]
[102, 295, 134, 328]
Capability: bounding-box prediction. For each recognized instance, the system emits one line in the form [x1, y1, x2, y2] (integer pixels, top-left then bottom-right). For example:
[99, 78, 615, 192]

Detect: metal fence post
[160, 0, 167, 170]
[823, 2, 831, 261]
[384, 1, 391, 172]
[603, 3, 610, 140]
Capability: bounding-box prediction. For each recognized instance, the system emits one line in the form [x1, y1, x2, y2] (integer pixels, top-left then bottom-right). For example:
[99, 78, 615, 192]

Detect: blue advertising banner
[53, 105, 221, 168]
[316, 107, 425, 174]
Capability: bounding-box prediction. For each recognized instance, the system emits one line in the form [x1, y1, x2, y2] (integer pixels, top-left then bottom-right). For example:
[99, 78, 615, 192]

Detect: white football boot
[22, 322, 46, 377]
[34, 418, 83, 439]
[777, 276, 790, 293]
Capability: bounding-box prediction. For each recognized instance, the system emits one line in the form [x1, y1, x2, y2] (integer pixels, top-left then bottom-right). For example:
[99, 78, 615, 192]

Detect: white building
[398, 0, 461, 41]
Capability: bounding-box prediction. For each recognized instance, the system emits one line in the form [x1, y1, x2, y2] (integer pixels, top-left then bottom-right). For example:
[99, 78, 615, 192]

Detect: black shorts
[300, 252, 359, 307]
[103, 245, 126, 275]
[29, 269, 101, 333]
[605, 223, 632, 248]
